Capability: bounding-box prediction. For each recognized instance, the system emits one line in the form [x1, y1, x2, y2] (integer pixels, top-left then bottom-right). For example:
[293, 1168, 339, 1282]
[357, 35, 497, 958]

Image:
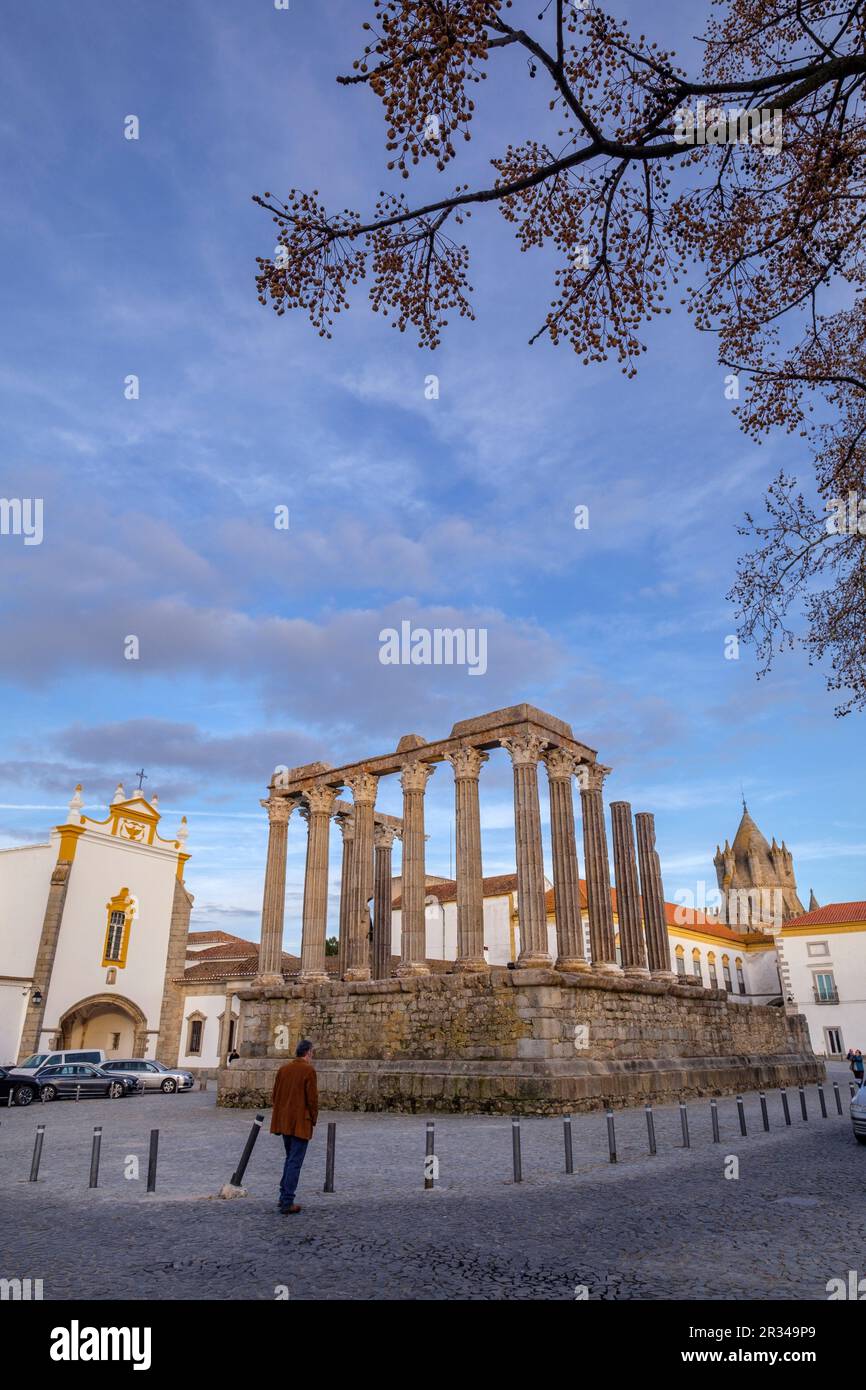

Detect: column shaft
[257, 797, 292, 981]
[580, 768, 620, 972]
[344, 772, 377, 982]
[503, 734, 551, 969]
[336, 813, 355, 978]
[446, 745, 488, 972]
[544, 749, 590, 972]
[372, 825, 397, 980]
[397, 761, 434, 976]
[299, 787, 336, 982]
[610, 801, 650, 976]
[636, 811, 674, 978]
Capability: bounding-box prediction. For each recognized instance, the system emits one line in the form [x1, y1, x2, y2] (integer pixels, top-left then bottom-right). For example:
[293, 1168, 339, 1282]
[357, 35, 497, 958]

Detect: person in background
[270, 1038, 318, 1215]
[853, 1050, 865, 1088]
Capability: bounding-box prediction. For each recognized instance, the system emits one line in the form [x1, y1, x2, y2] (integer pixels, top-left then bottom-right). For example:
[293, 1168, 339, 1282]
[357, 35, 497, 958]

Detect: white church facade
[0, 785, 284, 1074]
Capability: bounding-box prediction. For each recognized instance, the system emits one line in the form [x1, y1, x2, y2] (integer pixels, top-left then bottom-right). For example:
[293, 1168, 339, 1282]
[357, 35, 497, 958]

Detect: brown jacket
[270, 1058, 318, 1140]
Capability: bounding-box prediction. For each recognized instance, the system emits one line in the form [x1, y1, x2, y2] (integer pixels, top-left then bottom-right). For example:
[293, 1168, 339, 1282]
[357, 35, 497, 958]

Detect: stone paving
[1, 1065, 863, 1300]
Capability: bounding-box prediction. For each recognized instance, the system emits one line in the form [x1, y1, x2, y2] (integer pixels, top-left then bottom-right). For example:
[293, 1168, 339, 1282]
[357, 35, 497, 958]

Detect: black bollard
[229, 1113, 264, 1188]
[818, 1084, 828, 1119]
[146, 1129, 159, 1193]
[759, 1091, 770, 1131]
[833, 1082, 843, 1115]
[781, 1088, 791, 1126]
[679, 1101, 690, 1149]
[606, 1107, 617, 1164]
[29, 1124, 45, 1182]
[511, 1116, 522, 1183]
[563, 1116, 574, 1174]
[88, 1126, 102, 1189]
[710, 1098, 720, 1143]
[737, 1095, 747, 1137]
[645, 1103, 657, 1156]
[323, 1121, 336, 1193]
[423, 1120, 435, 1191]
[798, 1085, 808, 1121]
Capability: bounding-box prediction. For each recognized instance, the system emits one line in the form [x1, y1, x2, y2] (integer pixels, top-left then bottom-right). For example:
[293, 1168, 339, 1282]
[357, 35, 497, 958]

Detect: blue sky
[1, 0, 863, 947]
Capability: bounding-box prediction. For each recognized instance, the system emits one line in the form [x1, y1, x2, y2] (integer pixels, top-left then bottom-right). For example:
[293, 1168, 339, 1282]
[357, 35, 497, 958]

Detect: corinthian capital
[346, 769, 379, 806]
[543, 746, 580, 781]
[263, 795, 292, 825]
[400, 759, 435, 794]
[580, 763, 610, 795]
[304, 784, 338, 816]
[374, 823, 399, 851]
[501, 732, 547, 768]
[445, 743, 489, 780]
[335, 810, 355, 840]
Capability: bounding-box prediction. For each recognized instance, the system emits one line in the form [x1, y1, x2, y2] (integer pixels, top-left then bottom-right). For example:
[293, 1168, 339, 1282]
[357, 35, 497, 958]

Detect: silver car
[851, 1083, 866, 1143]
[100, 1059, 195, 1093]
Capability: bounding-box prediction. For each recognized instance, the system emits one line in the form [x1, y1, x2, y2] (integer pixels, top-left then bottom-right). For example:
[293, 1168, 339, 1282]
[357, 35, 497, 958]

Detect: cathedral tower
[713, 804, 803, 931]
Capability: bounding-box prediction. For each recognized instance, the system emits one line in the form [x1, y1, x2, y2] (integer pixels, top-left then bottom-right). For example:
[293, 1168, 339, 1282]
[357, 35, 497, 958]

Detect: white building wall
[39, 829, 179, 1056]
[0, 843, 53, 979]
[780, 929, 866, 1057]
[177, 992, 226, 1069]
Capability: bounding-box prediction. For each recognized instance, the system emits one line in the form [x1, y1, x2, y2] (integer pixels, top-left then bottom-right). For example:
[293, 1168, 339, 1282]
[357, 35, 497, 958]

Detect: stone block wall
[218, 969, 821, 1114]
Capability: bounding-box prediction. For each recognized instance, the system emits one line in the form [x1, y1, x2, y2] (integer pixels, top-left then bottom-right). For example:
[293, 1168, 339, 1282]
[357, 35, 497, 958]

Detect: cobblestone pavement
[1, 1067, 863, 1300]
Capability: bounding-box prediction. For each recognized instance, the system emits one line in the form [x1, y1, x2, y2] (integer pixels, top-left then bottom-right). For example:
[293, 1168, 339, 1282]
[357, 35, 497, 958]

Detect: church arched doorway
[59, 994, 148, 1058]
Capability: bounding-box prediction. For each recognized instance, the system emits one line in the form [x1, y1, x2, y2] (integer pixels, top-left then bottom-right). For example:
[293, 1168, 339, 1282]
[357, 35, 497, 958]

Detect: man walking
[270, 1039, 318, 1215]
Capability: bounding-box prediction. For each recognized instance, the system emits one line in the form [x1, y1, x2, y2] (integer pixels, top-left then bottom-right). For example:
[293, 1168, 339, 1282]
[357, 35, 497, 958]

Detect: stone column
[299, 785, 337, 983]
[343, 770, 377, 981]
[335, 811, 355, 977]
[445, 743, 489, 972]
[257, 795, 293, 983]
[372, 824, 398, 979]
[636, 811, 675, 979]
[397, 760, 434, 977]
[610, 801, 650, 977]
[502, 733, 551, 969]
[579, 765, 620, 972]
[543, 748, 590, 972]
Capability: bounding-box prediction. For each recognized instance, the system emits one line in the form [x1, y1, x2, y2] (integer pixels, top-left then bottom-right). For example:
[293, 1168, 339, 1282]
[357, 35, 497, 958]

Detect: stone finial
[67, 784, 83, 824]
[809, 888, 820, 911]
[112, 783, 125, 804]
[177, 815, 189, 846]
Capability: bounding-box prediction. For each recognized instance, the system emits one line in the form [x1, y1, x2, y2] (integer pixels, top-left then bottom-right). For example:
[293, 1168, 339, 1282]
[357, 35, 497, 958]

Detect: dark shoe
[280, 1204, 301, 1215]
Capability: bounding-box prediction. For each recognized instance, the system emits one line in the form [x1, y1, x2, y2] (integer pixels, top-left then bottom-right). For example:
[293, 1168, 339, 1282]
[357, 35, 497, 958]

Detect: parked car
[851, 1083, 866, 1144]
[15, 1048, 107, 1076]
[100, 1059, 195, 1093]
[0, 1065, 42, 1107]
[34, 1063, 142, 1100]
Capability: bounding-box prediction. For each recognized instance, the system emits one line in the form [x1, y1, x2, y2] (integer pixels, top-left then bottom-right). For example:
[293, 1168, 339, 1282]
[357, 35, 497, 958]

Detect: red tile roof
[187, 930, 250, 944]
[783, 902, 866, 929]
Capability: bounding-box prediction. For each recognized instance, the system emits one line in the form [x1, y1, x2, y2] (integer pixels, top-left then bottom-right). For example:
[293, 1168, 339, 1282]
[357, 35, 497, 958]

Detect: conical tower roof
[730, 807, 772, 863]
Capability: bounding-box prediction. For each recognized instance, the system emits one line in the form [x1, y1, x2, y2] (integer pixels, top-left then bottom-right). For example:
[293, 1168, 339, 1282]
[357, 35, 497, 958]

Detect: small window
[722, 963, 733, 992]
[736, 964, 746, 995]
[708, 962, 718, 988]
[104, 910, 126, 962]
[111, 1033, 120, 1051]
[188, 1019, 203, 1055]
[825, 1027, 844, 1056]
[807, 941, 830, 958]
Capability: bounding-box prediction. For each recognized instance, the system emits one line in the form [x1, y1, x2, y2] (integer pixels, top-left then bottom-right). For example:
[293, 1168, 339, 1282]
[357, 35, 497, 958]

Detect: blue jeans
[279, 1135, 309, 1208]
